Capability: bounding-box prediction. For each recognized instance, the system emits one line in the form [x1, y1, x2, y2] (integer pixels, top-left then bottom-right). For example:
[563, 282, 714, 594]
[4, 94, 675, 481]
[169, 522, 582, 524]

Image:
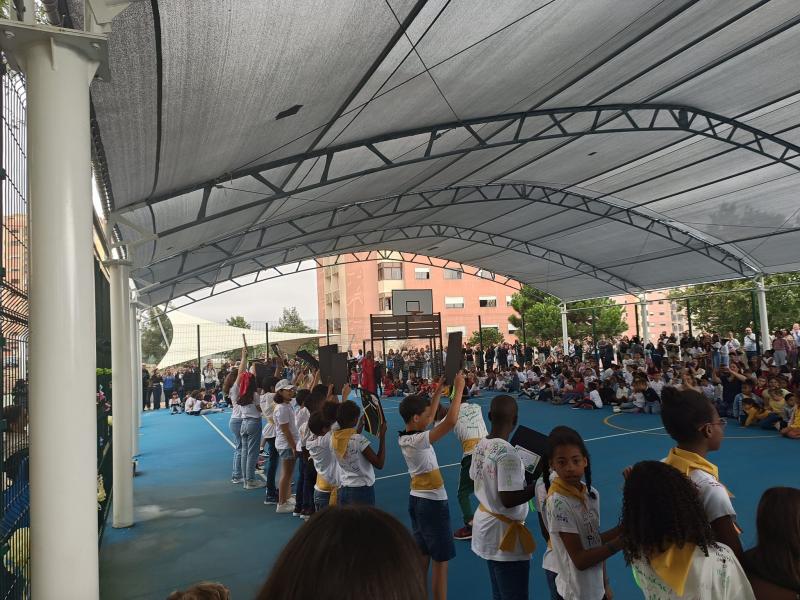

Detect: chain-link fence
[1, 63, 29, 600]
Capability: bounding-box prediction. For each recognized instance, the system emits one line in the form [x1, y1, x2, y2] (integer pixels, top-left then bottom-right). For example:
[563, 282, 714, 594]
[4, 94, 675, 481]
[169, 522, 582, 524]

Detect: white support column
[108, 260, 134, 528]
[756, 277, 770, 354]
[136, 312, 142, 432]
[11, 25, 107, 600]
[129, 299, 139, 457]
[560, 303, 569, 357]
[639, 293, 649, 344]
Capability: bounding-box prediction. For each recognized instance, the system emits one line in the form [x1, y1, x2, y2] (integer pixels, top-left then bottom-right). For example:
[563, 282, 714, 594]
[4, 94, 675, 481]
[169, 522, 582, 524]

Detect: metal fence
[0, 63, 29, 600]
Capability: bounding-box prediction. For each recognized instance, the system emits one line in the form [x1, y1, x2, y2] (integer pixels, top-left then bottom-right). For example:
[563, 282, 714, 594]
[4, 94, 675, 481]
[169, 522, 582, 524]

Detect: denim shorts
[278, 448, 295, 460]
[408, 495, 456, 562]
[338, 485, 375, 506]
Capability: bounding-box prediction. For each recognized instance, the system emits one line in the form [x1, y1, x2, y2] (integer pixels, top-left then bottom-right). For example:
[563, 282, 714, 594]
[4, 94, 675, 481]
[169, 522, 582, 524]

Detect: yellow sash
[478, 504, 536, 554]
[547, 477, 588, 505]
[411, 468, 444, 491]
[332, 428, 356, 458]
[315, 474, 338, 506]
[461, 438, 480, 454]
[663, 447, 718, 479]
[650, 543, 696, 596]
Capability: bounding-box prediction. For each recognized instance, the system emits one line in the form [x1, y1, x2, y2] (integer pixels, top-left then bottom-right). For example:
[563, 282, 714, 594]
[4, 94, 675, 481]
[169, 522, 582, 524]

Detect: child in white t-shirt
[544, 426, 622, 600]
[451, 384, 488, 540]
[470, 395, 538, 600]
[273, 381, 299, 513]
[621, 460, 754, 600]
[398, 375, 464, 600]
[332, 400, 387, 506]
[306, 410, 340, 511]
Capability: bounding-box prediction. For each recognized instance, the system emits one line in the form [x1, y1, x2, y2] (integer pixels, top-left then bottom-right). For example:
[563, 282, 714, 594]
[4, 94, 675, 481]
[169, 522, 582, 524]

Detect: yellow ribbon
[411, 469, 444, 491]
[663, 447, 718, 480]
[461, 438, 480, 454]
[547, 477, 588, 505]
[478, 504, 536, 554]
[315, 474, 338, 506]
[331, 428, 356, 458]
[649, 543, 696, 596]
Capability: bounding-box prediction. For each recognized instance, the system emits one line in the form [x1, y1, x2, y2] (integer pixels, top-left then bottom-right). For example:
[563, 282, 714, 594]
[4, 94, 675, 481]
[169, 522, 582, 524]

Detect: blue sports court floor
[99, 392, 799, 599]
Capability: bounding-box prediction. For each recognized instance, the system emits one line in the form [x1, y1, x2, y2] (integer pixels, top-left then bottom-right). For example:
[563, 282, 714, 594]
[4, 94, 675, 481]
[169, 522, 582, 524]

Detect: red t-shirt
[361, 358, 376, 393]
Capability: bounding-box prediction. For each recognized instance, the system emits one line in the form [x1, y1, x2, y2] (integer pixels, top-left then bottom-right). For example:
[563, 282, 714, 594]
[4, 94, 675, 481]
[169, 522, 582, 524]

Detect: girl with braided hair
[621, 461, 754, 599]
[543, 426, 622, 600]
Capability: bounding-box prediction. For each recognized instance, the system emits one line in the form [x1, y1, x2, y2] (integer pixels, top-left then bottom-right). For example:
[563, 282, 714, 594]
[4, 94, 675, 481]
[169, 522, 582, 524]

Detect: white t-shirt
[259, 392, 276, 438]
[470, 437, 531, 562]
[535, 478, 559, 574]
[453, 403, 488, 456]
[229, 382, 260, 419]
[632, 543, 755, 600]
[688, 469, 737, 524]
[184, 397, 197, 413]
[398, 430, 446, 501]
[295, 406, 310, 451]
[648, 379, 665, 397]
[274, 403, 299, 451]
[588, 389, 602, 408]
[334, 432, 374, 487]
[307, 431, 340, 489]
[229, 398, 242, 419]
[546, 487, 605, 600]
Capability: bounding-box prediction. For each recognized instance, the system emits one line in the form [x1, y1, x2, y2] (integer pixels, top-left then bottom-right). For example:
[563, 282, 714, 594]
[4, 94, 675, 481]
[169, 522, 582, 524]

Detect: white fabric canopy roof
[71, 1, 800, 303]
[157, 310, 319, 370]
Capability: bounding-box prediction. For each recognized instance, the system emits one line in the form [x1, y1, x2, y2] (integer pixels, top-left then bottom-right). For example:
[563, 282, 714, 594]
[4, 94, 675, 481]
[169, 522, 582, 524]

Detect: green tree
[669, 273, 800, 335]
[226, 315, 251, 329]
[468, 327, 505, 347]
[140, 308, 172, 364]
[272, 307, 319, 353]
[508, 286, 627, 344]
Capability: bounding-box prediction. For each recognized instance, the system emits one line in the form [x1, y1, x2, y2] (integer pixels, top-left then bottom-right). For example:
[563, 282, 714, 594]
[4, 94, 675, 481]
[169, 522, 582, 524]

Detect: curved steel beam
[150, 251, 524, 313]
[139, 224, 641, 306]
[118, 104, 800, 237]
[139, 183, 760, 304]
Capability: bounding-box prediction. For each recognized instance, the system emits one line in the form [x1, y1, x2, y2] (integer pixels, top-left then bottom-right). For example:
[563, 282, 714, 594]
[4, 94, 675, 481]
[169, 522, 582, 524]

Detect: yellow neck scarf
[663, 447, 718, 480]
[315, 474, 338, 506]
[649, 543, 696, 596]
[411, 469, 444, 491]
[461, 438, 480, 454]
[547, 477, 588, 504]
[331, 428, 356, 458]
[478, 504, 536, 554]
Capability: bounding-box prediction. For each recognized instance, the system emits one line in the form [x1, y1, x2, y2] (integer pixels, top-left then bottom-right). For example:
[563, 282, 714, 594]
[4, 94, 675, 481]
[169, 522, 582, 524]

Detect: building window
[378, 294, 392, 311]
[477, 269, 493, 280]
[377, 261, 403, 281]
[446, 326, 466, 335]
[508, 323, 518, 332]
[506, 295, 513, 307]
[445, 296, 464, 309]
[483, 325, 499, 332]
[414, 268, 430, 280]
[443, 268, 462, 280]
[479, 296, 497, 308]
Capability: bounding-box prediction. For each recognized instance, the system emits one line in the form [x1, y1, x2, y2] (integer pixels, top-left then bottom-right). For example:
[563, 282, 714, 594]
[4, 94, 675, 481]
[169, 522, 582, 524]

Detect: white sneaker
[276, 502, 295, 514]
[231, 477, 244, 484]
[244, 479, 267, 490]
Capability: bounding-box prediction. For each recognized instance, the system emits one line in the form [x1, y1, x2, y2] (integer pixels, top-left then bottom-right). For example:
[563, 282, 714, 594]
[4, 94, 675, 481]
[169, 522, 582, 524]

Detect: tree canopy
[468, 327, 505, 347]
[272, 307, 315, 333]
[669, 273, 800, 335]
[225, 315, 251, 329]
[141, 308, 172, 364]
[508, 286, 627, 345]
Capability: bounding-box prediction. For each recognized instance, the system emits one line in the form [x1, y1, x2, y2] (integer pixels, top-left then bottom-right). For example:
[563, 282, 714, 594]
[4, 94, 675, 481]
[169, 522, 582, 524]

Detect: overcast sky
[180, 270, 319, 327]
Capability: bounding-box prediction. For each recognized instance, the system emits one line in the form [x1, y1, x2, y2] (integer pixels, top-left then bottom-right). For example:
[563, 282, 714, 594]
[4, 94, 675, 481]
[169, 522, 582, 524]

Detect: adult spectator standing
[163, 369, 176, 403]
[361, 351, 376, 395]
[485, 345, 495, 372]
[150, 369, 163, 410]
[141, 365, 151, 411]
[743, 326, 759, 361]
[203, 360, 218, 391]
[524, 343, 533, 365]
[184, 362, 200, 392]
[772, 330, 789, 370]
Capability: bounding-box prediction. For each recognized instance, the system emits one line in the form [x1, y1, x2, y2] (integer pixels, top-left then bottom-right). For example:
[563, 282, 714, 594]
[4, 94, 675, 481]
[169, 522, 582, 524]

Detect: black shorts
[408, 495, 456, 562]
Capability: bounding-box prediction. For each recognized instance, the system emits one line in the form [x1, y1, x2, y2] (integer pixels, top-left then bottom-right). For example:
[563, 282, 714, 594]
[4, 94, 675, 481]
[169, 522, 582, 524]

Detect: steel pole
[686, 298, 693, 338]
[756, 277, 770, 354]
[591, 309, 598, 362]
[560, 303, 569, 358]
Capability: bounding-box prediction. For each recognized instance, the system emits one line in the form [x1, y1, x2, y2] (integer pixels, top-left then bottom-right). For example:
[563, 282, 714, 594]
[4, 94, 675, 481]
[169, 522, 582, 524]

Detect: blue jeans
[545, 569, 563, 600]
[240, 418, 262, 482]
[644, 401, 661, 414]
[487, 560, 529, 600]
[759, 413, 782, 430]
[314, 489, 331, 511]
[338, 485, 375, 506]
[229, 417, 243, 480]
[264, 437, 279, 499]
[712, 351, 721, 369]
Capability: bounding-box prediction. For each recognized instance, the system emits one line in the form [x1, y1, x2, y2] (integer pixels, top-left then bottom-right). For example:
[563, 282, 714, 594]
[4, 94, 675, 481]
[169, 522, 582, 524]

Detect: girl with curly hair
[621, 461, 754, 599]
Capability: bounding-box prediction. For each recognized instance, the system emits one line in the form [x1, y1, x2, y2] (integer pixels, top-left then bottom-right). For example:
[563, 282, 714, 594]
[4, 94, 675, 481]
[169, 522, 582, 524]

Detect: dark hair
[741, 379, 753, 389]
[296, 388, 311, 408]
[321, 401, 338, 426]
[221, 368, 238, 394]
[660, 386, 716, 443]
[336, 400, 361, 428]
[745, 487, 800, 591]
[620, 461, 714, 563]
[256, 506, 425, 600]
[543, 426, 596, 499]
[312, 383, 328, 397]
[398, 394, 430, 423]
[308, 411, 330, 436]
[166, 581, 230, 600]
